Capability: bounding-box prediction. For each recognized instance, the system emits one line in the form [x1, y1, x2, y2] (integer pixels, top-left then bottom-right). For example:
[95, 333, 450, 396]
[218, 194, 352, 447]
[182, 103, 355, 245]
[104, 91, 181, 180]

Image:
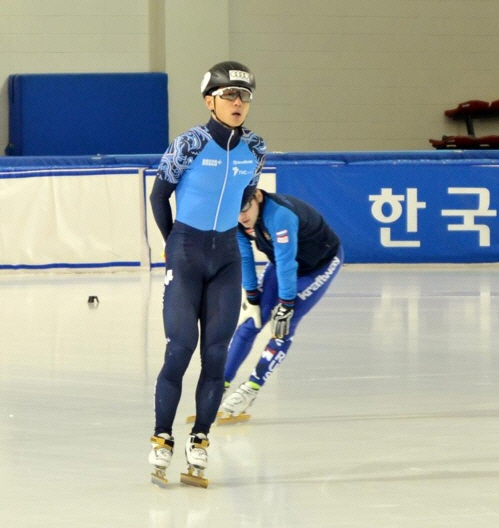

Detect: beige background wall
[1, 0, 498, 154]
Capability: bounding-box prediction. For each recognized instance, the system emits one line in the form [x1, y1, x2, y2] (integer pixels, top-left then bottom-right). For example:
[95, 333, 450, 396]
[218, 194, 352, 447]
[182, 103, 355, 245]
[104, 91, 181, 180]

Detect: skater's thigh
[163, 235, 203, 350]
[201, 258, 242, 348]
[294, 250, 343, 320]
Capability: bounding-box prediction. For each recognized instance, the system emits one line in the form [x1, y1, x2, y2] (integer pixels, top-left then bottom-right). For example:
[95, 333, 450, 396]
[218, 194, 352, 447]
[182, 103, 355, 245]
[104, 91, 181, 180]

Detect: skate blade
[186, 411, 223, 424]
[216, 412, 251, 425]
[151, 469, 168, 488]
[180, 468, 208, 488]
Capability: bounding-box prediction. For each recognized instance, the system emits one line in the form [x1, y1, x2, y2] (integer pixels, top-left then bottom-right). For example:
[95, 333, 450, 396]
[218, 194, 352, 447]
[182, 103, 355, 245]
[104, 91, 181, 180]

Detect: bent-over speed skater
[220, 189, 343, 422]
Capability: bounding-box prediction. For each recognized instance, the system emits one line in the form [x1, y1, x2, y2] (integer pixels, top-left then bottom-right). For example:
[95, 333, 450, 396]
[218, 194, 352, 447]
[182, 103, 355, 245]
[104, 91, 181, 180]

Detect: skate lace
[223, 385, 257, 415]
[188, 434, 209, 463]
[155, 447, 173, 460]
[190, 446, 208, 462]
[237, 385, 257, 401]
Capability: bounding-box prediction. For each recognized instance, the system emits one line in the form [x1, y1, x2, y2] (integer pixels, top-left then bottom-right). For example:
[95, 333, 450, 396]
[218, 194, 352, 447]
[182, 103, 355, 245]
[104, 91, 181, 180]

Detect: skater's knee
[157, 366, 182, 387]
[159, 345, 193, 382]
[201, 343, 228, 373]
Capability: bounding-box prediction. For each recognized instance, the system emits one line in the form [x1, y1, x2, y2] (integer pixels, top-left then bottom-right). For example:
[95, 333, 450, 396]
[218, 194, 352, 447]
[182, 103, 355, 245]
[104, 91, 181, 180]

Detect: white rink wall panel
[0, 167, 148, 270]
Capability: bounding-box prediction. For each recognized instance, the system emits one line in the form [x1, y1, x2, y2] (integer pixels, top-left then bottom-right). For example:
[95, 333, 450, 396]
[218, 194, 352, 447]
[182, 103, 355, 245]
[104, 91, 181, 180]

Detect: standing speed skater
[148, 61, 266, 487]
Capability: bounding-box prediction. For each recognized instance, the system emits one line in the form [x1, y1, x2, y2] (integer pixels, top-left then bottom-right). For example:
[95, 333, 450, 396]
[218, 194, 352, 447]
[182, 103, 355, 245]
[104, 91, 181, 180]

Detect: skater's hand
[245, 289, 260, 305]
[271, 301, 294, 338]
[240, 298, 262, 329]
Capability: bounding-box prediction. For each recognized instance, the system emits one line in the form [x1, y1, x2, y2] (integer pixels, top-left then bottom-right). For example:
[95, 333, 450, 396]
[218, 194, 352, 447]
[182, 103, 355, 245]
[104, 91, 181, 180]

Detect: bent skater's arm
[237, 228, 258, 293]
[150, 177, 176, 242]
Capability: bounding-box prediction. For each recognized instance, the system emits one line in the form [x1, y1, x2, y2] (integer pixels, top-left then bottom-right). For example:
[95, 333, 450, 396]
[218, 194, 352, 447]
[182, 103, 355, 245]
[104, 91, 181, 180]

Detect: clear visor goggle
[211, 86, 253, 103]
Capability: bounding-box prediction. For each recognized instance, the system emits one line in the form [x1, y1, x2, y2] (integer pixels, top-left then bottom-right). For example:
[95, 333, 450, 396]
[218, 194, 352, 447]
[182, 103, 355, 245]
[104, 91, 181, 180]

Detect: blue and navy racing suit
[150, 117, 266, 436]
[224, 190, 343, 388]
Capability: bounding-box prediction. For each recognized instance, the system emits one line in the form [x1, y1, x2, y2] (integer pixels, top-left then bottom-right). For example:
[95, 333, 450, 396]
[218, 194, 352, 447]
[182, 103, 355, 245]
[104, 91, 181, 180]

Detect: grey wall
[227, 0, 499, 152]
[1, 0, 498, 154]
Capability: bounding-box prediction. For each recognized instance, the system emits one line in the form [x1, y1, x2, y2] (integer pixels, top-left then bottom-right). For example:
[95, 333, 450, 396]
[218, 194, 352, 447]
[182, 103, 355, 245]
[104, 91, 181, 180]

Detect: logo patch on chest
[202, 158, 222, 167]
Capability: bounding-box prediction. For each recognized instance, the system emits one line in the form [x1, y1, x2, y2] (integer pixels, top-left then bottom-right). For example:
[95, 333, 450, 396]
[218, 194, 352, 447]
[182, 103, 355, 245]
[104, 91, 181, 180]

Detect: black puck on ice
[87, 295, 99, 304]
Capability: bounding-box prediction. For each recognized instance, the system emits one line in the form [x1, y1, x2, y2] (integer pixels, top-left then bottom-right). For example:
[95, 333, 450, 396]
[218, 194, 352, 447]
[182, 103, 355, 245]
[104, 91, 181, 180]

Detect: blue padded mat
[6, 72, 168, 156]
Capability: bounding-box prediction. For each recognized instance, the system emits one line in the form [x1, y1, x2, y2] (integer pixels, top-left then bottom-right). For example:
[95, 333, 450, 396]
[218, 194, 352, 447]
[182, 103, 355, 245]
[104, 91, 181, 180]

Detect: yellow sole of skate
[180, 469, 208, 488]
[186, 411, 223, 424]
[216, 412, 251, 425]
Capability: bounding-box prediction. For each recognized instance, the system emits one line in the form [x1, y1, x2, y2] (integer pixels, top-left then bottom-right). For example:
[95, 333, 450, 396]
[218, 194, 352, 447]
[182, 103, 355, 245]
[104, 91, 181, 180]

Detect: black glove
[245, 289, 261, 306]
[271, 301, 294, 338]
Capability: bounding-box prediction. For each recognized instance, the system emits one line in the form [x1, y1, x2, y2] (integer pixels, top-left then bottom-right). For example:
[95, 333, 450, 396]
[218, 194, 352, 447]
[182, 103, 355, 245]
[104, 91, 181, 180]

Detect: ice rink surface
[1, 264, 499, 528]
